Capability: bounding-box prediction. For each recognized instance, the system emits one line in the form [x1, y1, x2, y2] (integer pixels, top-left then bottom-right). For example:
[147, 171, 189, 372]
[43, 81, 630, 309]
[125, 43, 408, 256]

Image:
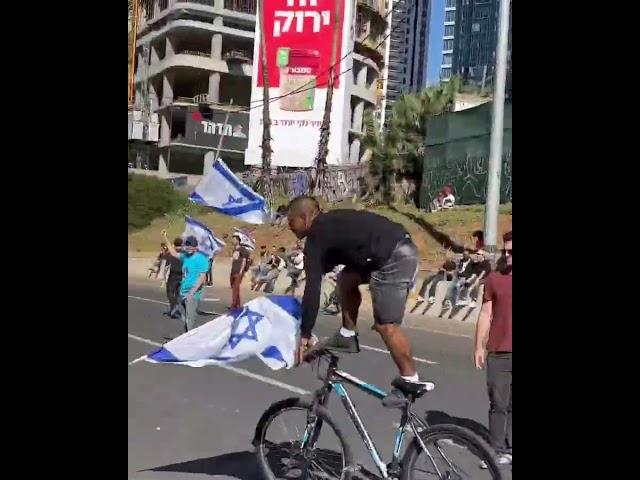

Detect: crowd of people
[412, 230, 491, 316]
[152, 229, 341, 326]
[151, 226, 500, 327]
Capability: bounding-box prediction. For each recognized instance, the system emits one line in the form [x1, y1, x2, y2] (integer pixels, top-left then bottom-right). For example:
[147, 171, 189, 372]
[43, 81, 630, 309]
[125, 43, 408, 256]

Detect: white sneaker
[456, 299, 469, 306]
[427, 296, 436, 304]
[468, 301, 477, 308]
[480, 454, 512, 469]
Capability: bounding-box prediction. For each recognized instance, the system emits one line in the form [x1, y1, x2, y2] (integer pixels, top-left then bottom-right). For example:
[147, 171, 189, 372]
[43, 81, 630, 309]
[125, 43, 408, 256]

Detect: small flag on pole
[183, 216, 225, 258]
[189, 158, 269, 224]
[232, 227, 256, 251]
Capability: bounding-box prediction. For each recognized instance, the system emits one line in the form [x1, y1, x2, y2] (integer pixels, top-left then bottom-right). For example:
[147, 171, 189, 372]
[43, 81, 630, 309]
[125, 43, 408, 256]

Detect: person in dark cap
[162, 231, 209, 331]
[163, 237, 184, 318]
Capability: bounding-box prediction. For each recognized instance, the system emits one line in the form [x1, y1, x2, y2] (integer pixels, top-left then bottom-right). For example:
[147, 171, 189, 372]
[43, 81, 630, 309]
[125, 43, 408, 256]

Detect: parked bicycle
[253, 347, 502, 479]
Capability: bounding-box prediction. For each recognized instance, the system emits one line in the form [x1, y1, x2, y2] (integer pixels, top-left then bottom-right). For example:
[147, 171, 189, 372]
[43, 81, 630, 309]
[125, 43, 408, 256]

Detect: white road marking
[128, 295, 168, 306]
[127, 333, 310, 396]
[128, 333, 163, 348]
[360, 344, 439, 365]
[202, 298, 220, 302]
[404, 325, 473, 339]
[128, 295, 439, 365]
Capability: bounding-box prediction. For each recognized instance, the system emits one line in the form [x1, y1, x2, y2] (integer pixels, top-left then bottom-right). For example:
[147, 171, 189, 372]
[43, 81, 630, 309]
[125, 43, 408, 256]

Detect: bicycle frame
[301, 355, 430, 479]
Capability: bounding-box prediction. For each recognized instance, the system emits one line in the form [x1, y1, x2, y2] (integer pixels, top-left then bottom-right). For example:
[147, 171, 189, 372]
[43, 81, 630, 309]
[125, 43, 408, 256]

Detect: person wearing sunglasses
[473, 231, 512, 468]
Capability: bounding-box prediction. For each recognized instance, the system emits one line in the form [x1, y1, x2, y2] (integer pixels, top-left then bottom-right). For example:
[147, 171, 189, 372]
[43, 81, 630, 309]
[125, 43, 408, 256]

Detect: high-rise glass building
[384, 0, 432, 122]
[440, 0, 512, 95]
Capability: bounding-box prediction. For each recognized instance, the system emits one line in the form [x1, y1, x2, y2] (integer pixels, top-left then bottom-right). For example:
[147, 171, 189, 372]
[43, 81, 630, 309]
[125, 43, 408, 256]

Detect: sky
[426, 0, 444, 86]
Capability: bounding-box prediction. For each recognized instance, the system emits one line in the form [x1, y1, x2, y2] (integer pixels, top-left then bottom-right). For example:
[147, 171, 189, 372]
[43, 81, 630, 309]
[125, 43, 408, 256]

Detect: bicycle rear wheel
[401, 424, 503, 480]
[254, 398, 354, 480]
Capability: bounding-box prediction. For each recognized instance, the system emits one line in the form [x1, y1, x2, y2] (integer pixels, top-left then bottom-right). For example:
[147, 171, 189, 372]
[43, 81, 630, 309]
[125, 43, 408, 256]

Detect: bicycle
[253, 348, 502, 479]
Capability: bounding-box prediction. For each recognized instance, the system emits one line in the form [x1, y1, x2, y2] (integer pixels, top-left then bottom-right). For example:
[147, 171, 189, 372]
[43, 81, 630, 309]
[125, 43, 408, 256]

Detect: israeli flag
[190, 158, 269, 224]
[183, 216, 226, 259]
[233, 227, 256, 251]
[138, 296, 301, 370]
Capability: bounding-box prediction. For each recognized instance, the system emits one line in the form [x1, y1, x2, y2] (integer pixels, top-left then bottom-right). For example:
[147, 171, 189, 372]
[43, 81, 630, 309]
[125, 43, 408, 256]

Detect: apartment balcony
[137, 0, 256, 34]
[223, 49, 253, 64]
[357, 0, 386, 19]
[135, 52, 252, 83]
[224, 0, 256, 14]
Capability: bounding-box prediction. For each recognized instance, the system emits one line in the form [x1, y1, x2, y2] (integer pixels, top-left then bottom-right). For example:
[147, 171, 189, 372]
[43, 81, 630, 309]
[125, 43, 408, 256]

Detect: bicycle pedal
[381, 389, 409, 408]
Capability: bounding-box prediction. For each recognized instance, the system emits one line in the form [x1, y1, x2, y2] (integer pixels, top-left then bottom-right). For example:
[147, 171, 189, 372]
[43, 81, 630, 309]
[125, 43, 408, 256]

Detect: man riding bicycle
[287, 196, 429, 401]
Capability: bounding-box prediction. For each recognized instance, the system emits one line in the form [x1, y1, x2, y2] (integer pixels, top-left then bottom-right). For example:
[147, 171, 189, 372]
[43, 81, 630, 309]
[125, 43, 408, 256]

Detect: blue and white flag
[183, 216, 226, 259]
[233, 227, 256, 251]
[190, 158, 269, 224]
[138, 296, 301, 370]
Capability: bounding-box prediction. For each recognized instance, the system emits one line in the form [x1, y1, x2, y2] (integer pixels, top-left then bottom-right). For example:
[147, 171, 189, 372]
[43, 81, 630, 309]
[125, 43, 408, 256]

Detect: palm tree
[256, 0, 273, 210]
[312, 0, 342, 198]
[363, 78, 461, 204]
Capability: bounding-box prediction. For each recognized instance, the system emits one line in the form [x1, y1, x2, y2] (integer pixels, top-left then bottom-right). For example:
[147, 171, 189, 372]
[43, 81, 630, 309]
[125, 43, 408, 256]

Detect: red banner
[257, 0, 345, 90]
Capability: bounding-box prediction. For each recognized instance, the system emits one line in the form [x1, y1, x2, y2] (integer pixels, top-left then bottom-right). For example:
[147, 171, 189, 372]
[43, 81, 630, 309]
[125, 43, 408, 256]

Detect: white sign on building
[244, 0, 355, 168]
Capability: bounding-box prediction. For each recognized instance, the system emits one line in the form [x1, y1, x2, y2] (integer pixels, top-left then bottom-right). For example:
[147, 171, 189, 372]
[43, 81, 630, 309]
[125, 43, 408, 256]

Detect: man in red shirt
[474, 231, 512, 467]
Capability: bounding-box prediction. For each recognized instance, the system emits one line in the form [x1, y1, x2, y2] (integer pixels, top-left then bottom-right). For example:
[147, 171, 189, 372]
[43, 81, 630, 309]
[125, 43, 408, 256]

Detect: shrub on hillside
[128, 173, 189, 231]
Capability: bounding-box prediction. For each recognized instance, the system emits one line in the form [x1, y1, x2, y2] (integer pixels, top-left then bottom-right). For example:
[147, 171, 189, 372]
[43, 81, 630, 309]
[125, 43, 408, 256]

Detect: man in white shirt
[442, 193, 456, 209]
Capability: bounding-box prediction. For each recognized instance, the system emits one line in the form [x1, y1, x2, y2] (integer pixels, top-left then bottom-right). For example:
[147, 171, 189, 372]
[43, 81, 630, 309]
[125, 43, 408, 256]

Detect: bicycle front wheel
[401, 424, 503, 480]
[254, 398, 354, 480]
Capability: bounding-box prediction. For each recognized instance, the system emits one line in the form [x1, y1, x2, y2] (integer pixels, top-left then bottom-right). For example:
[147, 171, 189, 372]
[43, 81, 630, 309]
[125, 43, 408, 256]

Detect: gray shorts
[369, 238, 418, 325]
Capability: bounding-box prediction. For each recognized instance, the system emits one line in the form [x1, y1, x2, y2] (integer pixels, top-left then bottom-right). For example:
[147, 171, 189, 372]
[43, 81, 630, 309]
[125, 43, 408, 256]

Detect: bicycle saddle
[382, 377, 436, 408]
[391, 377, 435, 397]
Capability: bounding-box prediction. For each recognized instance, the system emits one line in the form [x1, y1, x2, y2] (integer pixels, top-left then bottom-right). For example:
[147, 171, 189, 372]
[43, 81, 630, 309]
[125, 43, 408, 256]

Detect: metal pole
[482, 0, 510, 255]
[214, 98, 234, 163]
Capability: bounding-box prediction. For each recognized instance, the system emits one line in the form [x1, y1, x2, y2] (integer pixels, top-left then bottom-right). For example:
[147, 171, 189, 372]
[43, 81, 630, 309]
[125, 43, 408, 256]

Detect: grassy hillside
[128, 197, 512, 273]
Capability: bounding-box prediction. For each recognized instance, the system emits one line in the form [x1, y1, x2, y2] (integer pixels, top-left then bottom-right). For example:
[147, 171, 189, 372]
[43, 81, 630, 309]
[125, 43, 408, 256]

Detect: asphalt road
[128, 279, 512, 480]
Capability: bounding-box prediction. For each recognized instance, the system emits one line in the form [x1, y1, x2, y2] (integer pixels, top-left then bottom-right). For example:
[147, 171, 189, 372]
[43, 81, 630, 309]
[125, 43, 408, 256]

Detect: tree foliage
[364, 77, 461, 204]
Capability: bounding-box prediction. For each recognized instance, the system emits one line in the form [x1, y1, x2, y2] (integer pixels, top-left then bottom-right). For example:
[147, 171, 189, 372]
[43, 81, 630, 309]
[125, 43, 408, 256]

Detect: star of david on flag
[227, 307, 264, 349]
[189, 158, 270, 224]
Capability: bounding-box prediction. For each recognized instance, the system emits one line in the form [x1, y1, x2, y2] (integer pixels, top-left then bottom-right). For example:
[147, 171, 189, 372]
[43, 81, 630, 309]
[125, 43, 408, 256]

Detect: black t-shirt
[162, 253, 183, 276]
[267, 254, 286, 271]
[472, 260, 492, 278]
[458, 258, 474, 278]
[230, 246, 251, 276]
[301, 210, 408, 337]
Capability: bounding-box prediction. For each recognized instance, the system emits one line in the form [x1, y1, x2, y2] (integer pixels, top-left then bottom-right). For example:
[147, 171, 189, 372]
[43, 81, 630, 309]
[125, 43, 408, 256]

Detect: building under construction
[128, 0, 257, 177]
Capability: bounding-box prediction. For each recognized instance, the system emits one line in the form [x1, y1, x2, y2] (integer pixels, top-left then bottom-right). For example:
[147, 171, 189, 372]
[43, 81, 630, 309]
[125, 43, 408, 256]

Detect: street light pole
[483, 0, 510, 255]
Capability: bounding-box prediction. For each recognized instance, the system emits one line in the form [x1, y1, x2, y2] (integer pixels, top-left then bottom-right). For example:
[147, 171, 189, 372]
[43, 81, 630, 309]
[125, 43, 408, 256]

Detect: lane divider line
[127, 333, 310, 395]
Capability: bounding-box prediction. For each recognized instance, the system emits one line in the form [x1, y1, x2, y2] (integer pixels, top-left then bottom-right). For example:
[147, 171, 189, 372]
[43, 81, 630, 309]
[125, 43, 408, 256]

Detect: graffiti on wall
[267, 165, 368, 202]
[421, 151, 512, 208]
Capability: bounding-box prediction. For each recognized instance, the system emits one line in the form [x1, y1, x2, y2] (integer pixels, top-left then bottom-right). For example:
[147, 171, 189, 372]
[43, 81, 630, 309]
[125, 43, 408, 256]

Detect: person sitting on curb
[440, 252, 473, 315]
[441, 189, 456, 210]
[456, 250, 492, 308]
[255, 247, 287, 293]
[322, 264, 344, 314]
[249, 245, 269, 290]
[411, 259, 457, 312]
[285, 240, 305, 295]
